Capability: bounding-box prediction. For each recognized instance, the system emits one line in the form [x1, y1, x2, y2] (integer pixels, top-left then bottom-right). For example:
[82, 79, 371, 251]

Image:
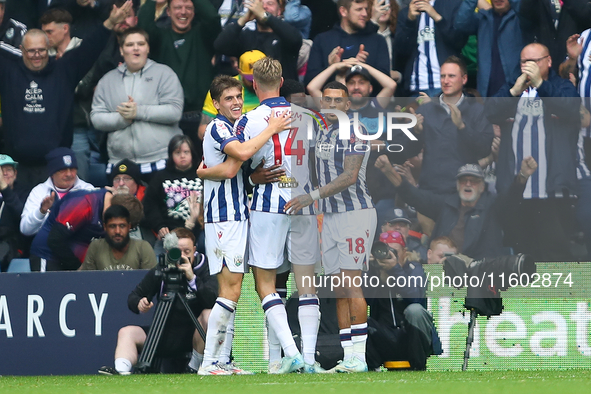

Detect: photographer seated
[365, 231, 441, 371]
[99, 228, 217, 375]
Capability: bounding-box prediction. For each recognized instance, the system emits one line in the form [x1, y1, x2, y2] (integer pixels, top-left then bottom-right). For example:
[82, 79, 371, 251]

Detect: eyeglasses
[22, 47, 48, 57]
[322, 97, 345, 104]
[458, 177, 483, 185]
[113, 176, 135, 184]
[520, 55, 549, 65]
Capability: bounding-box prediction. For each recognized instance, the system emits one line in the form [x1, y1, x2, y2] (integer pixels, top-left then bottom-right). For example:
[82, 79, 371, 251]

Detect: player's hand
[510, 73, 531, 97]
[268, 110, 293, 134]
[138, 297, 154, 313]
[250, 159, 286, 184]
[40, 191, 56, 215]
[520, 156, 538, 179]
[284, 193, 314, 215]
[328, 46, 344, 65]
[158, 227, 170, 239]
[449, 103, 464, 130]
[177, 256, 195, 281]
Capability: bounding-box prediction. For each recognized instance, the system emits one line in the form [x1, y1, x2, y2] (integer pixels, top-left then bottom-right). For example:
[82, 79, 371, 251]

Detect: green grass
[2, 370, 591, 394]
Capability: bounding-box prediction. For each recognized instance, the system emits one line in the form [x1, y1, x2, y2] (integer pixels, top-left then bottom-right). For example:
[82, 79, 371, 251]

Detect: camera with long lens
[156, 247, 186, 293]
[371, 241, 399, 261]
[443, 253, 536, 316]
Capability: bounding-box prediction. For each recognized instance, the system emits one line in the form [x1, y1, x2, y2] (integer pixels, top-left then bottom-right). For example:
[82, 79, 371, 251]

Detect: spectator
[40, 8, 80, 59]
[214, 0, 302, 81]
[143, 135, 203, 254]
[376, 158, 539, 260]
[0, 154, 28, 272]
[20, 147, 94, 238]
[0, 1, 132, 191]
[109, 158, 156, 245]
[98, 228, 217, 375]
[91, 27, 183, 182]
[519, 0, 591, 72]
[454, 0, 523, 97]
[30, 191, 143, 271]
[49, 0, 114, 38]
[381, 208, 427, 264]
[79, 204, 157, 270]
[138, 0, 221, 158]
[0, 0, 27, 49]
[365, 230, 441, 370]
[414, 56, 493, 194]
[486, 42, 581, 262]
[280, 78, 307, 107]
[198, 50, 266, 140]
[393, 0, 467, 97]
[426, 236, 457, 264]
[284, 0, 312, 39]
[304, 0, 390, 88]
[369, 0, 401, 81]
[301, 0, 339, 40]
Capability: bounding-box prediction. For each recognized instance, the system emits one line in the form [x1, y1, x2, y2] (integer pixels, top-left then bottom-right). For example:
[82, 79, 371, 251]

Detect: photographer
[99, 228, 217, 375]
[365, 231, 441, 370]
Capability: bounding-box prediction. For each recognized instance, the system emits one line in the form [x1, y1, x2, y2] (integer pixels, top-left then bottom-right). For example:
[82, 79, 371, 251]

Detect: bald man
[486, 42, 581, 262]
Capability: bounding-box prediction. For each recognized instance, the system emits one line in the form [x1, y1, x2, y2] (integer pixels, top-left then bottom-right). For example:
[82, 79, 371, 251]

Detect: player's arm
[197, 158, 243, 181]
[284, 153, 363, 214]
[224, 110, 292, 162]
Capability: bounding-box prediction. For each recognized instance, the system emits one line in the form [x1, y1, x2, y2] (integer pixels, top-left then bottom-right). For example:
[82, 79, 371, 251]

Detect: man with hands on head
[98, 228, 217, 375]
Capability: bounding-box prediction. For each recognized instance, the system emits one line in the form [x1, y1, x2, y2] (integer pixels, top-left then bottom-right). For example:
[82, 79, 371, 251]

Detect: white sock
[188, 350, 204, 371]
[203, 297, 236, 366]
[262, 293, 298, 358]
[219, 311, 235, 364]
[114, 358, 132, 374]
[267, 318, 282, 363]
[351, 323, 368, 363]
[298, 294, 320, 365]
[339, 328, 353, 361]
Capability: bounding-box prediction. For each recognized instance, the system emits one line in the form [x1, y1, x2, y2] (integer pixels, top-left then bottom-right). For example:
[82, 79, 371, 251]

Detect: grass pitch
[1, 370, 591, 394]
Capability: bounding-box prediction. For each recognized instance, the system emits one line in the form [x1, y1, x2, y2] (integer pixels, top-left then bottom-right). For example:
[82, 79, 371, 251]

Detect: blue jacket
[304, 23, 390, 86]
[454, 0, 523, 97]
[416, 97, 494, 194]
[486, 70, 581, 197]
[393, 0, 468, 95]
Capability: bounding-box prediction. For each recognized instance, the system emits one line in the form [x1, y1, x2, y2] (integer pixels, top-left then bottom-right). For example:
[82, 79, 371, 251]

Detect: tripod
[135, 265, 207, 373]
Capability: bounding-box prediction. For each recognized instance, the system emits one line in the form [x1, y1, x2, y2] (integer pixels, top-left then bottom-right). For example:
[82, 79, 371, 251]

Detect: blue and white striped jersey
[577, 28, 591, 138]
[511, 88, 547, 199]
[314, 116, 374, 213]
[410, 1, 441, 92]
[202, 114, 249, 223]
[235, 97, 315, 215]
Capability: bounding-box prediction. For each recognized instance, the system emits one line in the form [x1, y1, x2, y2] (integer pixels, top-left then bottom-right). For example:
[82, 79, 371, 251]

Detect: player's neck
[257, 91, 281, 102]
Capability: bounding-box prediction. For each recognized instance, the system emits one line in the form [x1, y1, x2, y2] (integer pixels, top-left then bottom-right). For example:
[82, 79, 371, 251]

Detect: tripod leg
[178, 293, 207, 342]
[136, 294, 176, 373]
[462, 309, 478, 371]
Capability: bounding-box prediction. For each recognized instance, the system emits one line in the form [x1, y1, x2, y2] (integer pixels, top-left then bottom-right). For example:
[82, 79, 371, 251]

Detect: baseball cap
[110, 159, 142, 185]
[239, 50, 266, 81]
[383, 208, 411, 225]
[0, 154, 18, 168]
[345, 64, 371, 82]
[456, 164, 485, 179]
[379, 231, 406, 248]
[45, 147, 77, 176]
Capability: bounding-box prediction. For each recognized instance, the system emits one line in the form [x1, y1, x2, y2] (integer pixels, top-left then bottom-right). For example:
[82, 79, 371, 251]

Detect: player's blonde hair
[253, 57, 282, 92]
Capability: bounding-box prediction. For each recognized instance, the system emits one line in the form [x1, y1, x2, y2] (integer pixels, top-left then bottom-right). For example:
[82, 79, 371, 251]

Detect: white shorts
[321, 208, 377, 275]
[205, 220, 248, 275]
[249, 211, 320, 270]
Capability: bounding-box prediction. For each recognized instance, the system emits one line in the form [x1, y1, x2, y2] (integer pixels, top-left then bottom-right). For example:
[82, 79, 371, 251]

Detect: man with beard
[80, 204, 157, 271]
[375, 157, 539, 260]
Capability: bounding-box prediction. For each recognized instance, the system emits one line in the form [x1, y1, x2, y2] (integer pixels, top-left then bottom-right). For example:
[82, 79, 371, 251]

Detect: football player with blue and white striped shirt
[197, 75, 290, 375]
[286, 81, 377, 373]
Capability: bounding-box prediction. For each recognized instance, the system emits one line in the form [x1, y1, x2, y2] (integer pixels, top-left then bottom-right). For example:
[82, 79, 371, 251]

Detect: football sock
[219, 311, 235, 364]
[114, 358, 132, 374]
[267, 318, 282, 363]
[339, 328, 353, 361]
[351, 322, 368, 363]
[202, 297, 236, 366]
[298, 294, 320, 365]
[188, 350, 204, 371]
[262, 293, 298, 358]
